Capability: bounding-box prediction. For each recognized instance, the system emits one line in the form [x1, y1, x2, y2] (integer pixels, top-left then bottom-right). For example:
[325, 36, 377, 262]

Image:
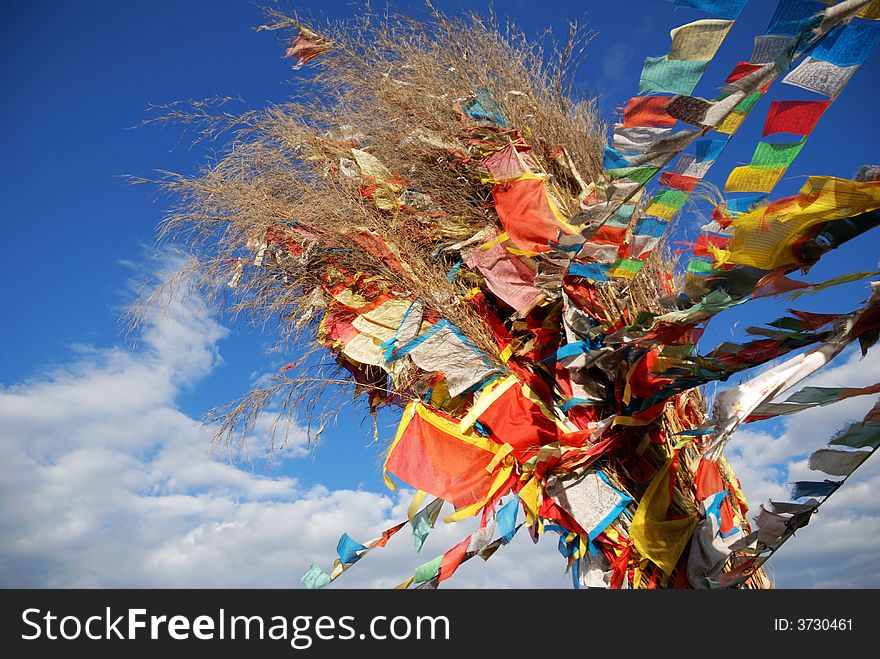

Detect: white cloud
[3, 258, 877, 589]
[723, 347, 880, 588]
[0, 260, 566, 588]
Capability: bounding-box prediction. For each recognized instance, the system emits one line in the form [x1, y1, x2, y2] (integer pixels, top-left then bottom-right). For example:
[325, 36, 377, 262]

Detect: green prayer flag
[687, 258, 714, 274]
[613, 257, 645, 273]
[750, 140, 805, 170]
[639, 56, 709, 95]
[735, 92, 762, 113]
[411, 498, 444, 552]
[413, 555, 443, 583]
[786, 386, 848, 405]
[652, 189, 689, 210]
[607, 166, 660, 184]
[829, 423, 880, 450]
[608, 204, 637, 228]
[300, 564, 332, 589]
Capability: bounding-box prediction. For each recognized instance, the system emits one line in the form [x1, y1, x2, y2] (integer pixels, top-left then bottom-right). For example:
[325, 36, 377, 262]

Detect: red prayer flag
[493, 178, 571, 253]
[438, 536, 471, 583]
[478, 383, 590, 460]
[385, 405, 501, 508]
[374, 522, 407, 548]
[725, 62, 773, 92]
[622, 96, 676, 127]
[719, 497, 736, 533]
[695, 458, 725, 501]
[763, 100, 830, 136]
[660, 172, 701, 192]
[751, 269, 810, 298]
[694, 234, 730, 259]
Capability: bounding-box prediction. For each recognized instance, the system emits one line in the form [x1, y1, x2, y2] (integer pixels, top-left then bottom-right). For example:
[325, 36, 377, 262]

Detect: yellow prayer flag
[630, 460, 699, 575]
[726, 177, 880, 269]
[644, 202, 679, 221]
[669, 19, 734, 61]
[714, 110, 747, 135]
[724, 165, 786, 193]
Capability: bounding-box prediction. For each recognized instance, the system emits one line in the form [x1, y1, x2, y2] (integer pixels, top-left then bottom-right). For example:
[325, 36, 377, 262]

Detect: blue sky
[1, 0, 879, 588]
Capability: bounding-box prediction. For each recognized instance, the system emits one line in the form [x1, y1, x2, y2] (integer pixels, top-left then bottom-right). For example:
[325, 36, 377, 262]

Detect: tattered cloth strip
[285, 27, 332, 68]
[748, 382, 880, 420]
[791, 480, 840, 499]
[755, 505, 790, 546]
[769, 499, 820, 514]
[808, 448, 870, 476]
[788, 269, 880, 299]
[829, 421, 880, 449]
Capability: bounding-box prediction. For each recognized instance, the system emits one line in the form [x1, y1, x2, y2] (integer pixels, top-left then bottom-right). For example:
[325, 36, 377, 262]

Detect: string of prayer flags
[286, 0, 880, 591]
